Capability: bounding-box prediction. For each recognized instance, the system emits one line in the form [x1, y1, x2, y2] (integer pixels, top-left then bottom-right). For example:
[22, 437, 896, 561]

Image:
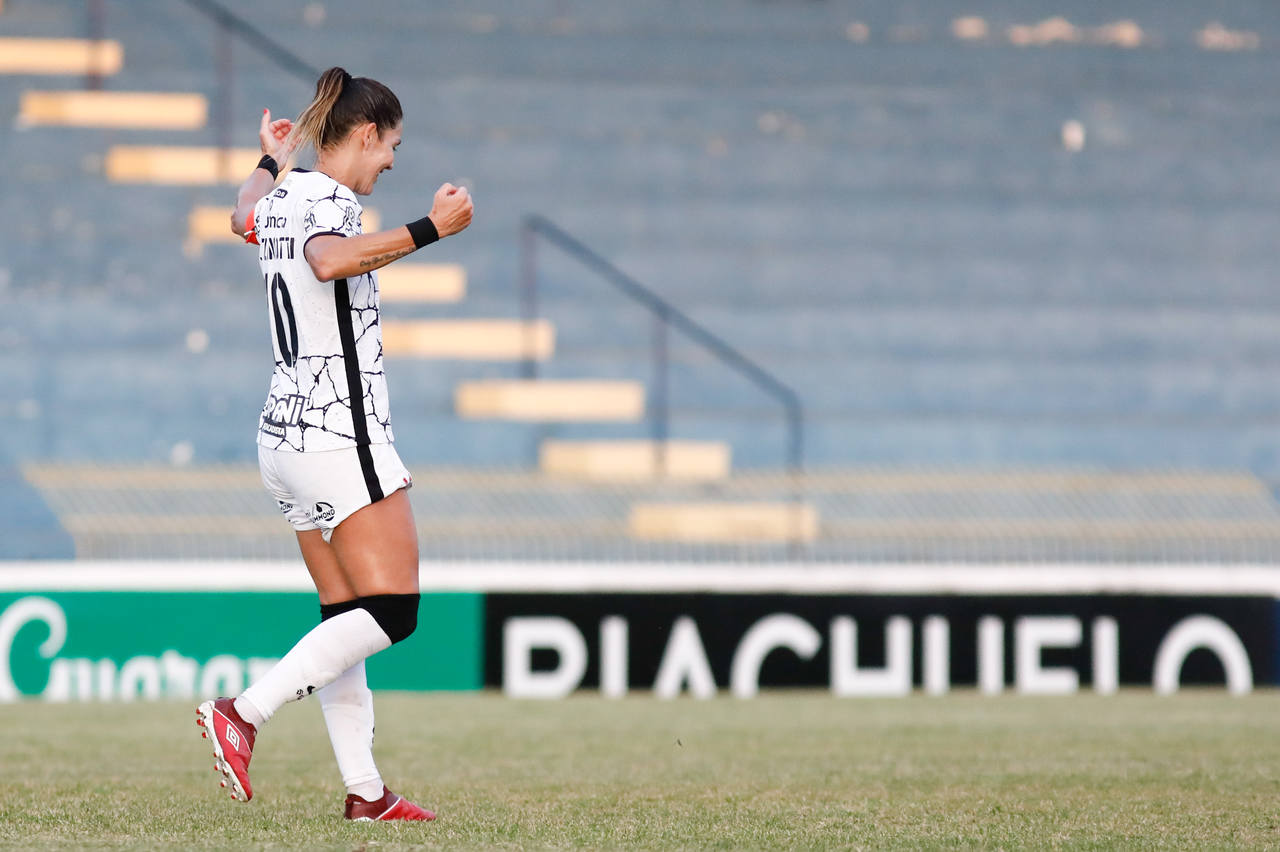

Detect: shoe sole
[196, 700, 250, 803]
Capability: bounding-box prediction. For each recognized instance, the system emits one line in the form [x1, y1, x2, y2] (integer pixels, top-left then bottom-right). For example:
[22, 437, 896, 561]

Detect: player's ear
[357, 122, 378, 150]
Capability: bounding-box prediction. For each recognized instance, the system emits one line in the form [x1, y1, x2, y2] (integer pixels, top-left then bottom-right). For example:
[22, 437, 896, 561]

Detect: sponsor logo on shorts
[276, 500, 294, 515]
[311, 502, 336, 524]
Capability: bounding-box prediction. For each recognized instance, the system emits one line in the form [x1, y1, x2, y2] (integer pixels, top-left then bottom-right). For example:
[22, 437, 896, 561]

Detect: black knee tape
[319, 599, 361, 622]
[357, 593, 420, 644]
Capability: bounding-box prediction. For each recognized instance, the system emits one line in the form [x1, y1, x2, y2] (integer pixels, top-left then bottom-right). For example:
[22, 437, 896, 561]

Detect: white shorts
[258, 443, 413, 542]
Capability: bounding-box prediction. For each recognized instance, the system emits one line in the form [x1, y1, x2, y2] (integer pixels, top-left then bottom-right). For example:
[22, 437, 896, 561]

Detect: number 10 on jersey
[268, 272, 299, 367]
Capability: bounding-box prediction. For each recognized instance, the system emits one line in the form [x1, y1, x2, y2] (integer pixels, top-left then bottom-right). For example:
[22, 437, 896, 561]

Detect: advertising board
[0, 589, 482, 701]
[487, 593, 1272, 698]
[2, 562, 1278, 701]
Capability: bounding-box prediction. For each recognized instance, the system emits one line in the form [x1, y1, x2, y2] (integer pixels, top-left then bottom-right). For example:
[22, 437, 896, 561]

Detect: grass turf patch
[1, 691, 1279, 849]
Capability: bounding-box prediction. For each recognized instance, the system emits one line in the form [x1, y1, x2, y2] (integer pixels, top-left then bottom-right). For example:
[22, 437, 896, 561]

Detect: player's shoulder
[287, 169, 360, 207]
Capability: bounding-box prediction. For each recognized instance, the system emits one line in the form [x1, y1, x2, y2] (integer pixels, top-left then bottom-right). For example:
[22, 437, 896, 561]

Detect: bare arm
[304, 228, 418, 281]
[231, 169, 276, 238]
[231, 109, 296, 238]
[304, 183, 474, 281]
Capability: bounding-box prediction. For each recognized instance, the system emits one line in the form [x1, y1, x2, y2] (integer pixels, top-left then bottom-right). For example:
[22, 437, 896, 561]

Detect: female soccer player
[195, 67, 473, 821]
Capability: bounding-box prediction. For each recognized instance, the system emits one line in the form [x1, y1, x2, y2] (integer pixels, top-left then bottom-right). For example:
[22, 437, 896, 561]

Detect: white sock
[235, 608, 391, 728]
[319, 660, 385, 801]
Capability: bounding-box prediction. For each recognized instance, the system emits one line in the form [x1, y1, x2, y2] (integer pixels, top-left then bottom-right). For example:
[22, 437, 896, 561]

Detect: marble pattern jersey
[251, 169, 393, 453]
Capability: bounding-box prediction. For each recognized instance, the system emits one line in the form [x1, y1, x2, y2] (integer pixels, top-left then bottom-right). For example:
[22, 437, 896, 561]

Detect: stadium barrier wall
[1, 562, 1278, 702]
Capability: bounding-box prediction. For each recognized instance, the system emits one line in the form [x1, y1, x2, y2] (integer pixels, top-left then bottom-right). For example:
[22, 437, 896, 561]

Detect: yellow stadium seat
[378, 264, 466, 303]
[540, 440, 731, 481]
[628, 501, 819, 542]
[0, 38, 123, 75]
[105, 146, 261, 185]
[19, 91, 207, 129]
[455, 380, 645, 421]
[383, 320, 554, 360]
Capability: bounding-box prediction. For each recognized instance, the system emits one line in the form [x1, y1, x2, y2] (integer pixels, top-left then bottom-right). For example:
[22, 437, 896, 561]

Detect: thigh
[296, 529, 358, 605]
[329, 488, 420, 596]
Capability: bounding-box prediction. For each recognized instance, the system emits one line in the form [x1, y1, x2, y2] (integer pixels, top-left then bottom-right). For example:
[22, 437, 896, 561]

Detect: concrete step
[0, 38, 122, 75]
[383, 319, 554, 360]
[186, 205, 247, 251]
[378, 263, 466, 303]
[18, 90, 206, 129]
[628, 501, 818, 543]
[455, 380, 645, 422]
[539, 439, 731, 481]
[105, 146, 260, 185]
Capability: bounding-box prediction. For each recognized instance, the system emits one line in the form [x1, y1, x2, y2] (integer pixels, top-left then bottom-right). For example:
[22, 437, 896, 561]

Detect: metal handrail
[519, 215, 805, 477]
[177, 0, 320, 156]
[179, 0, 321, 83]
[90, 0, 320, 154]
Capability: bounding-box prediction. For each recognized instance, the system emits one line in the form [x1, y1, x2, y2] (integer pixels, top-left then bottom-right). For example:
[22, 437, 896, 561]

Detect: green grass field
[2, 691, 1280, 849]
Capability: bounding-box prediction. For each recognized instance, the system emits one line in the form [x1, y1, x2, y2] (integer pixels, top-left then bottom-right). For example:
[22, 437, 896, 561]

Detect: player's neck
[314, 148, 360, 191]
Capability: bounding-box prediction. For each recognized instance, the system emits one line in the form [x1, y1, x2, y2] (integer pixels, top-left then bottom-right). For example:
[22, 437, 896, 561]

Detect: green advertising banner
[0, 592, 483, 701]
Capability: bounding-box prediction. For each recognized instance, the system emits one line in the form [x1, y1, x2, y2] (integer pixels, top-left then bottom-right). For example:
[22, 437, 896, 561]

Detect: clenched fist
[428, 183, 474, 238]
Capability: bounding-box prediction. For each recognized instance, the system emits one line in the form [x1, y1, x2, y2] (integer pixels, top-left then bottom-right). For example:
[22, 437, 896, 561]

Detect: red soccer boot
[345, 786, 436, 821]
[196, 697, 257, 802]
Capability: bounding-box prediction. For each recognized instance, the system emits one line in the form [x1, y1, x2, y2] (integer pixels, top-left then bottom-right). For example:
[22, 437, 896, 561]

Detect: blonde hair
[290, 66, 402, 155]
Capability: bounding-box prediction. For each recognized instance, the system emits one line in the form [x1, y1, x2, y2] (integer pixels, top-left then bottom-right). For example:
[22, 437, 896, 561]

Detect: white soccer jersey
[252, 169, 394, 454]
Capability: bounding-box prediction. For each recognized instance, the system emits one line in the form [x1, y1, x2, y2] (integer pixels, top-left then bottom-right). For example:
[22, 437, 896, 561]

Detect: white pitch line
[2, 561, 1280, 596]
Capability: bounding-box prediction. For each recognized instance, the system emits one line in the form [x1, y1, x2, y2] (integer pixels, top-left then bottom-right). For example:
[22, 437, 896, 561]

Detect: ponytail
[289, 66, 402, 156]
[290, 67, 347, 155]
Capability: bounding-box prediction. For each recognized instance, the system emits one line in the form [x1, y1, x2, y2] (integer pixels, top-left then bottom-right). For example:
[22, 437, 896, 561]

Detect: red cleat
[344, 786, 436, 821]
[196, 698, 257, 802]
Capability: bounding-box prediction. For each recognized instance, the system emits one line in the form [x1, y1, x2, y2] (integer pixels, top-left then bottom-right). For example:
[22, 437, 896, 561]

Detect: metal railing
[180, 0, 320, 82]
[85, 0, 107, 90]
[519, 215, 805, 478]
[178, 0, 320, 155]
[88, 0, 320, 150]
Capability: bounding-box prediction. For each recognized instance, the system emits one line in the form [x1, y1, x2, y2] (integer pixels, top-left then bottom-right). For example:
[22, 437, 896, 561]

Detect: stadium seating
[22, 462, 1280, 562]
[3, 0, 1280, 558]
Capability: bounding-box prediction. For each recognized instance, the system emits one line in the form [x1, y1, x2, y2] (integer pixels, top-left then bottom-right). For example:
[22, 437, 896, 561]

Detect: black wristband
[406, 215, 439, 248]
[256, 154, 279, 179]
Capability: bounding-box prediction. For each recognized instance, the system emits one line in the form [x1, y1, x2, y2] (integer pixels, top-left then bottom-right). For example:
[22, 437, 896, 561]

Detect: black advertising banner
[485, 594, 1276, 697]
